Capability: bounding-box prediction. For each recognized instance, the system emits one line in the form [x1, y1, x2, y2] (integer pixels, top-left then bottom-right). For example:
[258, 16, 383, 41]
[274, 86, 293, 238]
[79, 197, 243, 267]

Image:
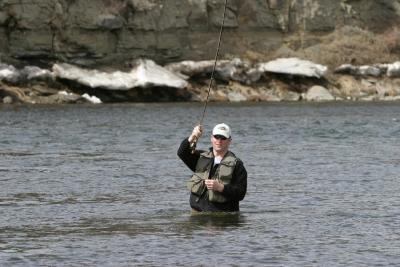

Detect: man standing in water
[177, 123, 247, 212]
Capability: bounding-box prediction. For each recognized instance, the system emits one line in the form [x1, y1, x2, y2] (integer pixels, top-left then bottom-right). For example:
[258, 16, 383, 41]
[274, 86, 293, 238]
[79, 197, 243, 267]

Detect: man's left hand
[205, 179, 224, 192]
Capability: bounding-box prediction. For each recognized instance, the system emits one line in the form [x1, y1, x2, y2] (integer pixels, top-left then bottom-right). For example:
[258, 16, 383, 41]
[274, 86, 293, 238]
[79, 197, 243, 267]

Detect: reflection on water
[1, 102, 400, 266]
[188, 212, 246, 229]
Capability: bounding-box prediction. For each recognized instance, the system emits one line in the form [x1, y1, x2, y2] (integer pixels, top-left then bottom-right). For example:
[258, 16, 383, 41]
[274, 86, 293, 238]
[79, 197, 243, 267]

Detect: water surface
[1, 102, 399, 266]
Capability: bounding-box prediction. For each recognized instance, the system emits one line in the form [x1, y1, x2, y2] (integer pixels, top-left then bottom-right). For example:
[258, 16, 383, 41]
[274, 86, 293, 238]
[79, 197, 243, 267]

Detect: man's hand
[205, 179, 224, 192]
[188, 125, 203, 143]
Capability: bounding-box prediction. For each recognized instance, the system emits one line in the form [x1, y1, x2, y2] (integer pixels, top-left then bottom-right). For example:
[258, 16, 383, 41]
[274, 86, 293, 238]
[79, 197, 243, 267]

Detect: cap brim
[212, 130, 230, 138]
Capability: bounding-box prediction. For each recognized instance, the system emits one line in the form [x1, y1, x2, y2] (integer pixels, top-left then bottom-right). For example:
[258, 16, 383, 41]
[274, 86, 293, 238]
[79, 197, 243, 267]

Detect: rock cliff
[1, 0, 400, 68]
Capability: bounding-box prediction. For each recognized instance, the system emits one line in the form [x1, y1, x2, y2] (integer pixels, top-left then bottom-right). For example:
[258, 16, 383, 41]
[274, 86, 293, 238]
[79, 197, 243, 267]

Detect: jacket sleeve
[177, 138, 200, 172]
[221, 159, 247, 201]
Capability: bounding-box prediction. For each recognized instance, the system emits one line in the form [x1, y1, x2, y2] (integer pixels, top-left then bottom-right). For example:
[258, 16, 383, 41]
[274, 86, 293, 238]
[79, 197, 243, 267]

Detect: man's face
[211, 135, 231, 154]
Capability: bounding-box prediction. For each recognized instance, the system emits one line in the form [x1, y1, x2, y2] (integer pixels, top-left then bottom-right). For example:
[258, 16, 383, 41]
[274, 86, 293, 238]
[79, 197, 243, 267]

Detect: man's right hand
[188, 125, 203, 143]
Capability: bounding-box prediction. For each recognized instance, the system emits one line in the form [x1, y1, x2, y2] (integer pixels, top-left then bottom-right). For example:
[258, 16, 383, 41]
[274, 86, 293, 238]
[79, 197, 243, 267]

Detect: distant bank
[1, 1, 400, 104]
[1, 56, 400, 104]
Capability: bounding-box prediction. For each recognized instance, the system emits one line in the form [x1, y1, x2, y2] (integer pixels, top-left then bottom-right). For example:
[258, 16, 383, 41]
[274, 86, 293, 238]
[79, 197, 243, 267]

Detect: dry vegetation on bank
[272, 26, 400, 70]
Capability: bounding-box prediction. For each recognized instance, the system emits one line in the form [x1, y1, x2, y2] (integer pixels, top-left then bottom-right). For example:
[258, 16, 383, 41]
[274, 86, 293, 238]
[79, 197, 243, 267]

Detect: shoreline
[1, 57, 400, 105]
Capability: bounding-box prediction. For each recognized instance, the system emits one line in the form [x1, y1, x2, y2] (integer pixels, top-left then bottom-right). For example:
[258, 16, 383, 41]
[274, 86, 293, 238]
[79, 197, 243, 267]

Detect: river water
[0, 102, 399, 266]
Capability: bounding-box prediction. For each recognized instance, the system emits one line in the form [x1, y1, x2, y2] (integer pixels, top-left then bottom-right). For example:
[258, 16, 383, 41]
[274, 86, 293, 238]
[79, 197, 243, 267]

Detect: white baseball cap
[212, 123, 231, 138]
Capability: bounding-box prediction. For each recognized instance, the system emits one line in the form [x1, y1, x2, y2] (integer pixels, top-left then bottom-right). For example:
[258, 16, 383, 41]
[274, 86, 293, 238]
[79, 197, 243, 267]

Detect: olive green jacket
[187, 150, 237, 203]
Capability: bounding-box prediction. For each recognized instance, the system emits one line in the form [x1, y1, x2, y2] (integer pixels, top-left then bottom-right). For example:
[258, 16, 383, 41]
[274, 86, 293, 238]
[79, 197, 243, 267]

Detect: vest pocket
[187, 174, 205, 196]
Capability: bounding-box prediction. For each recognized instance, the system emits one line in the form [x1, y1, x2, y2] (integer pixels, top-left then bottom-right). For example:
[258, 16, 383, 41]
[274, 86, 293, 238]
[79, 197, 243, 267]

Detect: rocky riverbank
[1, 56, 400, 104]
[1, 0, 400, 104]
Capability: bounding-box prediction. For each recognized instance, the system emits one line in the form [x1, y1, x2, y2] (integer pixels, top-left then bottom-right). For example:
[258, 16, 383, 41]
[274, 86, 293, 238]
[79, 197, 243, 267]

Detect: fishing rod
[190, 0, 229, 152]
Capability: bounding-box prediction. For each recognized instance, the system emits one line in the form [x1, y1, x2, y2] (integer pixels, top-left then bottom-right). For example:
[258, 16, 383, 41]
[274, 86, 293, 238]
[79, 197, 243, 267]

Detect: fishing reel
[189, 137, 197, 154]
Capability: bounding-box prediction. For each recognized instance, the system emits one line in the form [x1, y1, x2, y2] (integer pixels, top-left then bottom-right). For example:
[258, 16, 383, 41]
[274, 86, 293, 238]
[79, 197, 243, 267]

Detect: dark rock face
[0, 0, 399, 67]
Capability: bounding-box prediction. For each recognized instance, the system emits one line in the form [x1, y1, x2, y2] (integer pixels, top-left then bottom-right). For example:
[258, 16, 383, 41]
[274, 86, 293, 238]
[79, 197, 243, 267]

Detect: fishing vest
[187, 150, 237, 203]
